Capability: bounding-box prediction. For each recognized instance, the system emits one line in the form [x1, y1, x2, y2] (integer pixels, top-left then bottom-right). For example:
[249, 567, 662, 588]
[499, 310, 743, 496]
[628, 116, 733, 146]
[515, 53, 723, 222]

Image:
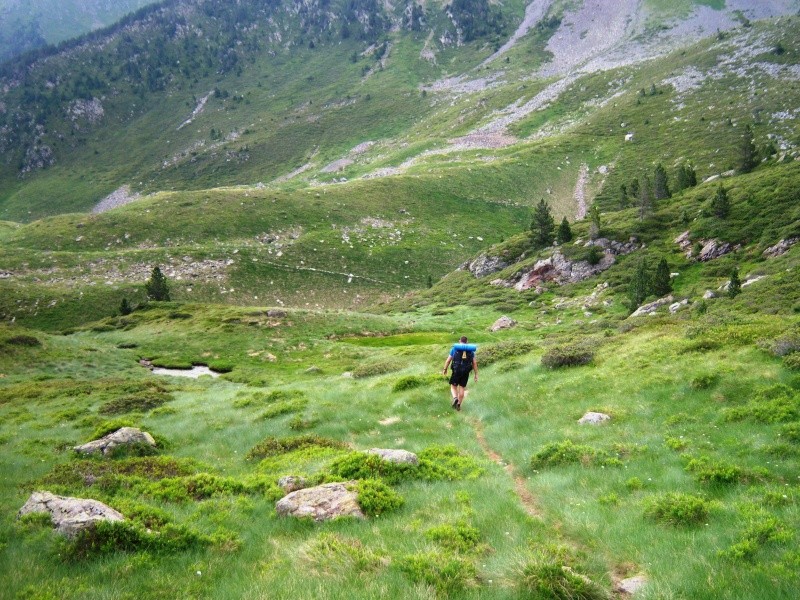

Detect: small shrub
[418, 445, 484, 480]
[4, 335, 41, 347]
[141, 473, 247, 502]
[690, 374, 719, 390]
[785, 353, 800, 371]
[517, 547, 609, 600]
[530, 440, 621, 470]
[597, 493, 619, 506]
[99, 391, 172, 415]
[352, 360, 403, 378]
[665, 437, 688, 451]
[289, 415, 319, 431]
[392, 374, 440, 392]
[398, 551, 477, 596]
[719, 516, 792, 561]
[329, 446, 482, 484]
[329, 452, 418, 484]
[765, 333, 800, 357]
[247, 435, 347, 460]
[541, 346, 594, 369]
[644, 493, 710, 526]
[303, 533, 384, 573]
[625, 477, 644, 491]
[90, 419, 137, 440]
[480, 341, 537, 367]
[684, 456, 742, 485]
[780, 422, 800, 443]
[725, 384, 799, 423]
[426, 521, 483, 553]
[259, 398, 308, 419]
[355, 479, 403, 516]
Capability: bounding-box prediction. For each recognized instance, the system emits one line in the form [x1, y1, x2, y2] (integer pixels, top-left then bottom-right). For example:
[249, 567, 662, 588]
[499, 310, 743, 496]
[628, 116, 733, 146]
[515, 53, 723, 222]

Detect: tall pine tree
[653, 163, 671, 199]
[556, 217, 573, 244]
[531, 198, 555, 248]
[653, 258, 672, 297]
[728, 267, 741, 298]
[145, 266, 171, 301]
[737, 124, 757, 174]
[638, 175, 653, 220]
[675, 163, 697, 192]
[629, 259, 651, 310]
[711, 184, 730, 218]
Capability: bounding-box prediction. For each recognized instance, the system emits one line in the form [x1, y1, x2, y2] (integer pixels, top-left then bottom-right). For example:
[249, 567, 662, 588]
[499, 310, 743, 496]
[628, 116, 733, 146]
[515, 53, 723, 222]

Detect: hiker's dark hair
[460, 336, 468, 343]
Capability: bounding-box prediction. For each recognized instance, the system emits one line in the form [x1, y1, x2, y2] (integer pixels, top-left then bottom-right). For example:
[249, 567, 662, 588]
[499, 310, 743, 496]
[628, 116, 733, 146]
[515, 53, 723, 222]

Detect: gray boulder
[267, 309, 287, 318]
[490, 316, 517, 332]
[367, 448, 419, 465]
[277, 476, 308, 493]
[578, 412, 611, 425]
[616, 574, 648, 595]
[467, 254, 508, 278]
[630, 295, 674, 318]
[763, 237, 798, 258]
[697, 239, 735, 262]
[276, 482, 364, 521]
[74, 427, 156, 456]
[18, 491, 125, 537]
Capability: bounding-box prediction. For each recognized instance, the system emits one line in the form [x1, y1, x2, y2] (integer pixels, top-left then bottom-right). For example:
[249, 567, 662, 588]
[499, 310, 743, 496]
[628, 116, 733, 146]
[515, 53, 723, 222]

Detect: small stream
[150, 365, 221, 379]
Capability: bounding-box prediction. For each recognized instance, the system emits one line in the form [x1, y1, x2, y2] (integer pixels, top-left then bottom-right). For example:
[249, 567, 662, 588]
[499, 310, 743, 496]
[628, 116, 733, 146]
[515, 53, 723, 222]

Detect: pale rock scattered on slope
[18, 492, 124, 537]
[490, 316, 517, 332]
[578, 412, 611, 425]
[630, 295, 674, 318]
[366, 448, 419, 465]
[73, 427, 156, 456]
[275, 482, 364, 521]
[763, 238, 798, 257]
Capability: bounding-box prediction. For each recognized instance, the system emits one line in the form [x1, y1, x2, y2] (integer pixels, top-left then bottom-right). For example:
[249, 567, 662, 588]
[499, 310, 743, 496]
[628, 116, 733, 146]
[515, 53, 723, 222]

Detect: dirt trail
[574, 163, 589, 220]
[469, 417, 540, 518]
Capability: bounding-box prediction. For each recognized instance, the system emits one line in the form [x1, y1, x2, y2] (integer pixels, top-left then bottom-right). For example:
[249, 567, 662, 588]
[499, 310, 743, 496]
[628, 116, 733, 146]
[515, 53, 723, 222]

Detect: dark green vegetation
[1, 1, 800, 598]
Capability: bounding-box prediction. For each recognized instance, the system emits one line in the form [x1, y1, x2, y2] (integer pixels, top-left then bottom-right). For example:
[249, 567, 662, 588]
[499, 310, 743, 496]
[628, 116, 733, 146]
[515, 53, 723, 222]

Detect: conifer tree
[653, 163, 671, 199]
[556, 217, 573, 245]
[629, 178, 640, 201]
[653, 258, 672, 297]
[119, 298, 132, 316]
[711, 184, 730, 218]
[628, 259, 651, 310]
[728, 267, 741, 298]
[738, 124, 757, 174]
[145, 266, 171, 301]
[588, 204, 601, 240]
[638, 175, 653, 220]
[675, 163, 697, 191]
[619, 184, 628, 208]
[531, 198, 555, 248]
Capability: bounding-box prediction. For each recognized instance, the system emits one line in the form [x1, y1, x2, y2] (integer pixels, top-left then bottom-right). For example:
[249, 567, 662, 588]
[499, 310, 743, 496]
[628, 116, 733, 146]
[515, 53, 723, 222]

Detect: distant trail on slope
[469, 417, 540, 518]
[574, 163, 589, 220]
[480, 0, 554, 67]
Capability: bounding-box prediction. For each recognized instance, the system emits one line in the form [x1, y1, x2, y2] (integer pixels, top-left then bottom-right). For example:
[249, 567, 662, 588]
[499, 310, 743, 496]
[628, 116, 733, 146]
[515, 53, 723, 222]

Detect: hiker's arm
[442, 356, 452, 374]
[472, 359, 478, 381]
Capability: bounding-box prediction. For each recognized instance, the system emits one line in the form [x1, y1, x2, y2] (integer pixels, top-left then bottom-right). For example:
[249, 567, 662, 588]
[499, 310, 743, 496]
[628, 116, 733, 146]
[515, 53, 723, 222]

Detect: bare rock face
[490, 316, 517, 332]
[669, 299, 689, 314]
[466, 253, 509, 278]
[578, 412, 611, 425]
[630, 295, 674, 318]
[697, 239, 735, 262]
[18, 492, 125, 537]
[276, 482, 364, 522]
[73, 427, 156, 456]
[278, 476, 308, 493]
[366, 448, 419, 465]
[763, 238, 798, 258]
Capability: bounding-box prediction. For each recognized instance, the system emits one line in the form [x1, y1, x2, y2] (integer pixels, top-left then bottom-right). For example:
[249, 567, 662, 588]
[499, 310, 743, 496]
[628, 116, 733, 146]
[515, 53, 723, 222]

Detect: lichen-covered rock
[669, 299, 689, 314]
[466, 253, 509, 278]
[73, 427, 156, 456]
[18, 492, 124, 537]
[697, 239, 735, 262]
[703, 290, 716, 299]
[275, 482, 364, 521]
[278, 476, 308, 493]
[763, 238, 798, 258]
[578, 412, 611, 425]
[630, 295, 674, 318]
[490, 316, 517, 332]
[366, 448, 419, 465]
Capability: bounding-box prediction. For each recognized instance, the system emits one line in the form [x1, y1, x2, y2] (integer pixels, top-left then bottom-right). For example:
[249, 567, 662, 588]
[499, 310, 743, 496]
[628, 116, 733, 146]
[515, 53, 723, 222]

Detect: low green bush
[303, 533, 384, 573]
[684, 456, 742, 485]
[541, 346, 594, 369]
[644, 492, 710, 526]
[516, 546, 609, 600]
[258, 398, 308, 419]
[247, 434, 347, 460]
[398, 551, 477, 596]
[4, 334, 41, 347]
[665, 437, 689, 451]
[89, 419, 137, 440]
[99, 391, 173, 415]
[352, 360, 403, 378]
[690, 373, 719, 390]
[392, 374, 441, 392]
[725, 384, 799, 423]
[355, 479, 404, 517]
[425, 521, 483, 553]
[530, 440, 622, 470]
[139, 473, 248, 502]
[479, 341, 538, 367]
[780, 422, 800, 443]
[719, 516, 792, 561]
[785, 353, 800, 370]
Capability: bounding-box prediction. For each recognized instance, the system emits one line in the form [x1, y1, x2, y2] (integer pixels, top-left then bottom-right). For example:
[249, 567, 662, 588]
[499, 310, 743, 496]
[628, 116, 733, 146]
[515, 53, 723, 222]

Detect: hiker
[442, 336, 478, 411]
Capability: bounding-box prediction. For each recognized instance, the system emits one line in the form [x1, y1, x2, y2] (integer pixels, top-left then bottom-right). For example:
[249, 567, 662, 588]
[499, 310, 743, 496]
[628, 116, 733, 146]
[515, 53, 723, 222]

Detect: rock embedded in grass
[275, 482, 364, 521]
[616, 574, 648, 595]
[366, 448, 419, 465]
[74, 427, 156, 455]
[490, 316, 517, 331]
[578, 412, 611, 425]
[18, 491, 124, 536]
[278, 475, 308, 493]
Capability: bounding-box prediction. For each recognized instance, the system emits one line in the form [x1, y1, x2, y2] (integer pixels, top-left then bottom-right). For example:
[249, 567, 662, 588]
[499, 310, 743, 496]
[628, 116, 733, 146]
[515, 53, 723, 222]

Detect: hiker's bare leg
[457, 386, 467, 403]
[450, 384, 458, 400]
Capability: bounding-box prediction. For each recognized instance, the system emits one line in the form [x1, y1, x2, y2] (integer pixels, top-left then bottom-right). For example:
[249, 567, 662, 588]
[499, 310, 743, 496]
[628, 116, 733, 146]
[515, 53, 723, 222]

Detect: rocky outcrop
[763, 238, 798, 258]
[578, 412, 611, 425]
[18, 492, 124, 536]
[490, 316, 517, 331]
[466, 253, 509, 278]
[74, 427, 156, 456]
[669, 299, 689, 314]
[630, 295, 673, 318]
[275, 482, 364, 521]
[366, 448, 419, 465]
[675, 231, 739, 261]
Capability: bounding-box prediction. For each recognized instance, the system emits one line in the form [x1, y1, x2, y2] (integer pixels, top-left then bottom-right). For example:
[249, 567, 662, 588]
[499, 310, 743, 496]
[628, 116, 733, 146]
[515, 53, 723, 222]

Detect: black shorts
[449, 370, 470, 387]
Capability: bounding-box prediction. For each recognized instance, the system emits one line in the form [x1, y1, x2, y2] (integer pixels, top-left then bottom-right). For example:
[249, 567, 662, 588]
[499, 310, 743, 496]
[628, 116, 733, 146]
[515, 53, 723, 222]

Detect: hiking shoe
[455, 401, 462, 411]
[452, 397, 459, 408]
